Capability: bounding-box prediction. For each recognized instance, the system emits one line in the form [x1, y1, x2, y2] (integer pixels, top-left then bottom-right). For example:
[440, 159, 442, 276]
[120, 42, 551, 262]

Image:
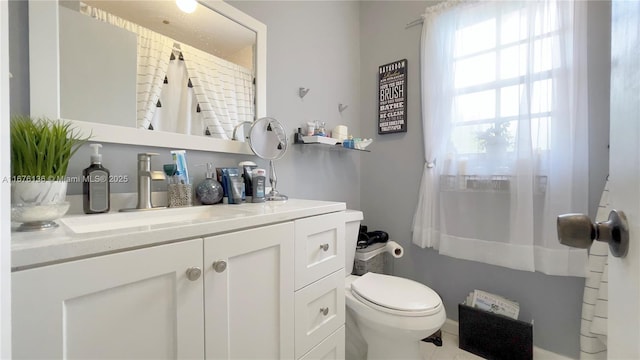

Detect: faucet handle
[138, 152, 159, 160]
[149, 171, 166, 181]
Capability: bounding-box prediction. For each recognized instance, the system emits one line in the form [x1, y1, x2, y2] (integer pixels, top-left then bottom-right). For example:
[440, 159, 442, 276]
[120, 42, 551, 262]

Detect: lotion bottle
[83, 144, 110, 214]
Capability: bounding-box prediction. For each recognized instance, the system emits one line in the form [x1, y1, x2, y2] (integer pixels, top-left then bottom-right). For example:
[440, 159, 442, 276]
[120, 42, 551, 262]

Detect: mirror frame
[28, 0, 266, 155]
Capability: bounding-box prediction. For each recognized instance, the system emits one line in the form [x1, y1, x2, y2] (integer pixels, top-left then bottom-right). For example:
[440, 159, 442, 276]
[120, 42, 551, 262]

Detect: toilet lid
[351, 272, 442, 316]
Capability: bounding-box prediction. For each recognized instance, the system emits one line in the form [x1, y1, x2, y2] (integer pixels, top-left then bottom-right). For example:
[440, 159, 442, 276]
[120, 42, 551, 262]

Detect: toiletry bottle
[170, 150, 189, 184]
[239, 161, 257, 202]
[196, 163, 223, 205]
[252, 168, 266, 203]
[83, 143, 110, 214]
[220, 167, 240, 204]
[229, 175, 244, 205]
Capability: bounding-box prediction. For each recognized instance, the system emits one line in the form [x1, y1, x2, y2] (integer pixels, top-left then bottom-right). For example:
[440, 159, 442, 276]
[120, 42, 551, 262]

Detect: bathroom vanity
[11, 199, 346, 359]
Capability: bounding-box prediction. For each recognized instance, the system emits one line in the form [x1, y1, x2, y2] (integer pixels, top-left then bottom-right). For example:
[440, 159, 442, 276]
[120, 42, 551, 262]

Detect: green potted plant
[477, 122, 512, 154]
[10, 115, 90, 230]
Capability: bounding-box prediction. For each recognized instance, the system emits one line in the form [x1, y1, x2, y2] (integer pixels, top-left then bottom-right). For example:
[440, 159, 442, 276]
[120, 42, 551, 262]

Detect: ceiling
[82, 0, 256, 59]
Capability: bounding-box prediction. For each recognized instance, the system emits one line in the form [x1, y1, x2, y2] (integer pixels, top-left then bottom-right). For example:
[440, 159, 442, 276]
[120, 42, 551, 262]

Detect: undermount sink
[60, 205, 253, 234]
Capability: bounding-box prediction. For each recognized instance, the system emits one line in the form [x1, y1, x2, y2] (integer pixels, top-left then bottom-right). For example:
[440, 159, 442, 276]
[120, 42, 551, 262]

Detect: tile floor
[419, 329, 485, 360]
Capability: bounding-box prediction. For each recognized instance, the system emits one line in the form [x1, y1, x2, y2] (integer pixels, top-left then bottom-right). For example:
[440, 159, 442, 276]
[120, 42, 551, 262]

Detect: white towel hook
[338, 104, 348, 113]
[299, 87, 310, 99]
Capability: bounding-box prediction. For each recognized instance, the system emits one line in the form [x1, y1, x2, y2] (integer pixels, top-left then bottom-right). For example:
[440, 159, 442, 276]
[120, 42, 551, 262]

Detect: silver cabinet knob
[186, 267, 202, 281]
[319, 243, 329, 252]
[320, 307, 329, 316]
[212, 260, 227, 273]
[557, 209, 629, 257]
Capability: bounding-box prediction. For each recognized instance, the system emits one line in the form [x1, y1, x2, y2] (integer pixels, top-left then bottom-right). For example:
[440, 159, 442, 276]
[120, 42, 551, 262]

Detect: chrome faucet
[120, 153, 166, 212]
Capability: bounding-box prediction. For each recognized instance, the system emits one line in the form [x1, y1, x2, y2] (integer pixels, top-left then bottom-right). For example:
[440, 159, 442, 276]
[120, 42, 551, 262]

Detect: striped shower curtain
[180, 44, 255, 140]
[580, 181, 609, 359]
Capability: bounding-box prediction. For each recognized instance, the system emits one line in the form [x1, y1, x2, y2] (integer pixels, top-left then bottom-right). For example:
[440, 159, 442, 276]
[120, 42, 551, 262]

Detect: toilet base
[346, 308, 368, 360]
[358, 324, 424, 360]
[421, 330, 443, 347]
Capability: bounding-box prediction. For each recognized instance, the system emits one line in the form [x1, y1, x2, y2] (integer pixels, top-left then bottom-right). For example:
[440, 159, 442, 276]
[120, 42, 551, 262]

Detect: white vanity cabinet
[11, 200, 347, 359]
[12, 239, 205, 359]
[204, 222, 295, 359]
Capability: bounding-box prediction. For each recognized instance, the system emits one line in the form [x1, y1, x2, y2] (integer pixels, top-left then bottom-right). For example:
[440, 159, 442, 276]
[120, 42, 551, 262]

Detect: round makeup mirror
[248, 117, 288, 201]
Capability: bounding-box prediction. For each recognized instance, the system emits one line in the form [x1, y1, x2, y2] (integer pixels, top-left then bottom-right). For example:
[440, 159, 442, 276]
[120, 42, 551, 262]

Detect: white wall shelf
[293, 134, 370, 152]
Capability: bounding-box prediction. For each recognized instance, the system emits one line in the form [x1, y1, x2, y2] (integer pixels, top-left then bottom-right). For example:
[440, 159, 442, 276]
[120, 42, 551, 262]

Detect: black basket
[458, 303, 532, 360]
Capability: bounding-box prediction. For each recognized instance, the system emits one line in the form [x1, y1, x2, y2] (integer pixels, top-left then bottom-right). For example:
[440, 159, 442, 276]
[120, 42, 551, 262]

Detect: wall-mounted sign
[378, 59, 407, 135]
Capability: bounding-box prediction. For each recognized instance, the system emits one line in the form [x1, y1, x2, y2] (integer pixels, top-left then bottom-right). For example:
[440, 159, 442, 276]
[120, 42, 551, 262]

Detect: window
[412, 0, 590, 276]
[449, 4, 559, 167]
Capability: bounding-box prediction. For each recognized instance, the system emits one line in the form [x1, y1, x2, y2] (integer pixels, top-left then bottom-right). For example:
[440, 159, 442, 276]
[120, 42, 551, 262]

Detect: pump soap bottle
[83, 144, 110, 214]
[196, 163, 224, 205]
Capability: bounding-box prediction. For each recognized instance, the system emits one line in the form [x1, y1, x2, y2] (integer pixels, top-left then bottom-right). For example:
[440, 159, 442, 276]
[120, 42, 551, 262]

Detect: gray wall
[231, 1, 362, 209]
[9, 1, 612, 358]
[358, 1, 610, 358]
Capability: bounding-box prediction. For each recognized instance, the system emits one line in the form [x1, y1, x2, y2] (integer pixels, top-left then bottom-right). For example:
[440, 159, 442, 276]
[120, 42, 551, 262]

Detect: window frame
[449, 4, 562, 157]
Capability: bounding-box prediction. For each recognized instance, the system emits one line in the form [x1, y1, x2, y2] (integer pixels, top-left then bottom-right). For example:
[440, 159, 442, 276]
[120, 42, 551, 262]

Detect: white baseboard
[441, 318, 459, 337]
[442, 318, 575, 360]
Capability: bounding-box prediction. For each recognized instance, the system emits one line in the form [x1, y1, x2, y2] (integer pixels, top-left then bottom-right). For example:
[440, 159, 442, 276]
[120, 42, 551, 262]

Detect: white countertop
[11, 199, 346, 270]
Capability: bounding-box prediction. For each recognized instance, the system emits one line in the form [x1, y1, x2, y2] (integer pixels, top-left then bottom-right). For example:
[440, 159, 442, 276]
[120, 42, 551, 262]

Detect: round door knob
[320, 307, 329, 316]
[557, 209, 629, 258]
[319, 243, 329, 252]
[186, 267, 202, 281]
[212, 260, 227, 273]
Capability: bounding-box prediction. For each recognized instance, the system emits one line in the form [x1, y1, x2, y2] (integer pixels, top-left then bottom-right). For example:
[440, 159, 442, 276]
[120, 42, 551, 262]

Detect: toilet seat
[350, 272, 442, 317]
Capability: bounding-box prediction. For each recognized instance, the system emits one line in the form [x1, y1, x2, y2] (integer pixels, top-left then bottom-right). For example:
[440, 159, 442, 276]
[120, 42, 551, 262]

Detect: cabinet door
[294, 212, 345, 290]
[204, 222, 295, 360]
[12, 239, 205, 359]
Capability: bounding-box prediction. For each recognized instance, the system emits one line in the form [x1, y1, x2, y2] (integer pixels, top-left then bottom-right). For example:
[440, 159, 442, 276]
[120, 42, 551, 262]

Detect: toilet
[344, 210, 446, 360]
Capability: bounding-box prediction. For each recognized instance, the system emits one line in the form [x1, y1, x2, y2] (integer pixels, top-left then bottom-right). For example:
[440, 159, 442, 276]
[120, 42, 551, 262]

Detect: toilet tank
[345, 210, 363, 275]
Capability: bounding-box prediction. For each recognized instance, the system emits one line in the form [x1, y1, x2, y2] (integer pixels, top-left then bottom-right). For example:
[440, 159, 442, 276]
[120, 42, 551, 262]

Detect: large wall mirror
[28, 0, 266, 154]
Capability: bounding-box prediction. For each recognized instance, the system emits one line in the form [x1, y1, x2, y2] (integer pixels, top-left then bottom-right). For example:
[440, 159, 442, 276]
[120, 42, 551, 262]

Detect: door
[203, 222, 295, 360]
[12, 239, 204, 359]
[608, 1, 640, 358]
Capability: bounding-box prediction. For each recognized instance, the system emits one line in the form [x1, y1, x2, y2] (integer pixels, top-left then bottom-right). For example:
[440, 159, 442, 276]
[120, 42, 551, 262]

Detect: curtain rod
[405, 0, 477, 29]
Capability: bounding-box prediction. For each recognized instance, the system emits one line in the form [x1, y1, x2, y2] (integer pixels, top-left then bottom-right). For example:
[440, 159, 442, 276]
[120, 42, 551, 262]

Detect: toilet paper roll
[385, 241, 404, 258]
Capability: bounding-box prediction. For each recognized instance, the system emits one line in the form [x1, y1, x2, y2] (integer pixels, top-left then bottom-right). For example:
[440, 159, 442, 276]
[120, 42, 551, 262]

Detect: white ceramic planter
[11, 180, 67, 205]
[11, 181, 69, 231]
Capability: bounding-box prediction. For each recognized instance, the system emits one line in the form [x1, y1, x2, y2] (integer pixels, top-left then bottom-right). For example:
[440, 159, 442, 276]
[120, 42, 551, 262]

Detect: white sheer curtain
[181, 44, 255, 140]
[412, 0, 589, 276]
[80, 5, 174, 130]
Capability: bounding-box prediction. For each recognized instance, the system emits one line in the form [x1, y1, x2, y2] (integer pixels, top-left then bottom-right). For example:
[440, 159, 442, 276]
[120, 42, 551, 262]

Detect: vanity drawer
[294, 212, 345, 290]
[299, 326, 345, 360]
[294, 269, 345, 359]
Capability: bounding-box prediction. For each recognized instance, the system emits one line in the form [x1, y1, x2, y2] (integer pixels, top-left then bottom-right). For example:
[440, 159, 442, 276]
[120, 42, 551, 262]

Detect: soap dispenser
[83, 143, 110, 214]
[196, 163, 223, 205]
